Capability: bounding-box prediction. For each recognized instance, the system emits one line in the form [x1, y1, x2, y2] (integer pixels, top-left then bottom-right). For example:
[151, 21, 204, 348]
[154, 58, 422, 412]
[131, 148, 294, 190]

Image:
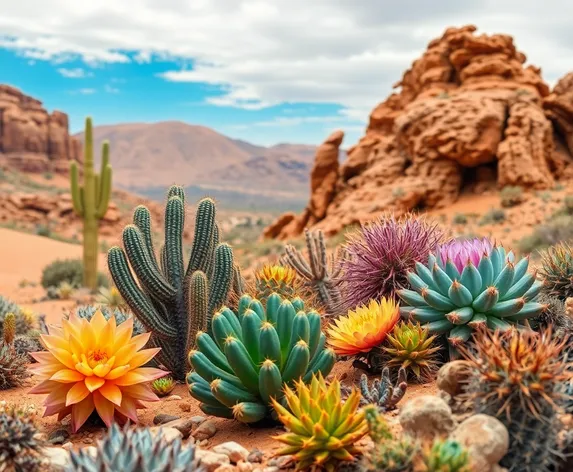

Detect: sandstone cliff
[266, 25, 573, 239]
[0, 85, 81, 173]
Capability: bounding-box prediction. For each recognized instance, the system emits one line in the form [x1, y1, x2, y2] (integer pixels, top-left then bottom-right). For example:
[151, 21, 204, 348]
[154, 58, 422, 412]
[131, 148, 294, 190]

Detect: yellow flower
[29, 310, 166, 432]
[327, 298, 400, 356]
[256, 264, 297, 286]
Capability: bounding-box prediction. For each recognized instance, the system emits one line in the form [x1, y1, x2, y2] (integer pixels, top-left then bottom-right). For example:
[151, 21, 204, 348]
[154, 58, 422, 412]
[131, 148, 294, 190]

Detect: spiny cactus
[71, 117, 112, 290]
[254, 264, 298, 302]
[460, 327, 570, 472]
[531, 294, 573, 339]
[3, 313, 15, 345]
[68, 423, 204, 472]
[70, 305, 146, 337]
[13, 333, 44, 361]
[282, 229, 345, 315]
[357, 367, 407, 412]
[272, 373, 369, 472]
[539, 242, 573, 300]
[422, 439, 471, 472]
[397, 238, 546, 357]
[0, 412, 44, 471]
[55, 281, 74, 300]
[0, 295, 35, 337]
[152, 376, 176, 397]
[108, 186, 234, 380]
[0, 339, 30, 389]
[187, 293, 336, 423]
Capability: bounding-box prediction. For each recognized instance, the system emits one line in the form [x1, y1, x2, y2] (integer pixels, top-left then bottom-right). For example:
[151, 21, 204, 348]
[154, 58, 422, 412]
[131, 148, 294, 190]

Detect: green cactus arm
[107, 246, 177, 339]
[188, 271, 209, 350]
[122, 225, 176, 303]
[232, 264, 246, 295]
[94, 172, 101, 206]
[133, 205, 161, 273]
[208, 243, 234, 316]
[206, 222, 220, 280]
[186, 198, 217, 278]
[70, 162, 84, 216]
[95, 164, 112, 219]
[165, 196, 185, 289]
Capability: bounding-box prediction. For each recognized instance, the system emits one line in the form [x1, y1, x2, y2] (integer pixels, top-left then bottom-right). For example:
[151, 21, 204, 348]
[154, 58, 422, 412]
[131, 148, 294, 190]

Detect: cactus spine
[108, 186, 234, 380]
[70, 117, 112, 290]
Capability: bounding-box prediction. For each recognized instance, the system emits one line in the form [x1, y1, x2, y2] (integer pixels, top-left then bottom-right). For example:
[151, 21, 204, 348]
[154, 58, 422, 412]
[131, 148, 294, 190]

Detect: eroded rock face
[0, 85, 81, 173]
[266, 24, 573, 239]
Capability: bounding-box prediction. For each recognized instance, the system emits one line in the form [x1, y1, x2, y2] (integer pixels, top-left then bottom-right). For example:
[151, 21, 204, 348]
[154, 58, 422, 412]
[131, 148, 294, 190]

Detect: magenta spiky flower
[437, 237, 494, 273]
[339, 214, 446, 310]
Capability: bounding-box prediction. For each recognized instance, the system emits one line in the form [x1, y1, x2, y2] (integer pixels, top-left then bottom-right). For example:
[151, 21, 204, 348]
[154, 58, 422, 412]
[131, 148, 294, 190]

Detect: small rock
[214, 465, 236, 472]
[162, 417, 195, 439]
[191, 415, 206, 426]
[179, 402, 192, 412]
[437, 360, 472, 397]
[237, 461, 254, 471]
[213, 441, 250, 463]
[197, 449, 231, 472]
[153, 413, 181, 425]
[247, 448, 264, 463]
[399, 395, 456, 439]
[193, 420, 217, 440]
[451, 414, 509, 469]
[262, 467, 280, 472]
[271, 455, 294, 469]
[165, 395, 182, 401]
[42, 447, 71, 471]
[199, 439, 210, 447]
[61, 442, 74, 451]
[149, 426, 183, 444]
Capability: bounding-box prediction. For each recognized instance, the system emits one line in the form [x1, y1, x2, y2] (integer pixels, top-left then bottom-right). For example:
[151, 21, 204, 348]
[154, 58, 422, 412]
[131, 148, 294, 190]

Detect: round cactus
[187, 293, 336, 423]
[397, 238, 546, 355]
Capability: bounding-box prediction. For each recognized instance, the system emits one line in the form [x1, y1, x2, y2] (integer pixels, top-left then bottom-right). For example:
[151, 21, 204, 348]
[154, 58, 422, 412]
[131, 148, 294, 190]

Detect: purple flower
[437, 237, 494, 273]
[339, 214, 445, 310]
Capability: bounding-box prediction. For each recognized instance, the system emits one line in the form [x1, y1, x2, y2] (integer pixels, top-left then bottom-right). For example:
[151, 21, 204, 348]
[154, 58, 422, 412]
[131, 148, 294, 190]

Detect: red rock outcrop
[0, 85, 81, 173]
[267, 25, 573, 239]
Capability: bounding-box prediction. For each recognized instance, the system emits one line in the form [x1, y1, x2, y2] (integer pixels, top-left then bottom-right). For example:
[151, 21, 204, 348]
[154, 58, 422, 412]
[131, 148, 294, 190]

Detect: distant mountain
[74, 121, 317, 211]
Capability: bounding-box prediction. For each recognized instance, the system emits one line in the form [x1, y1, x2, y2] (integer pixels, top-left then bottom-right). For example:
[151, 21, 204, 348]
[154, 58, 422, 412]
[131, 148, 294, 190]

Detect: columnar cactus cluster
[108, 187, 234, 380]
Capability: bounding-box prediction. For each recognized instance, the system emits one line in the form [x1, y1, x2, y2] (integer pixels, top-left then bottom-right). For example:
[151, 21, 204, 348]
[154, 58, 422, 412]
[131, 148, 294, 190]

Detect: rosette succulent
[397, 237, 546, 355]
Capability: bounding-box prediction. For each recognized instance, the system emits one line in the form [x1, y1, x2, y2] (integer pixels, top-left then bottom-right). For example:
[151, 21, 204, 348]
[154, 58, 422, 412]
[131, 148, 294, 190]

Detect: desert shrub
[479, 208, 506, 225]
[537, 191, 552, 203]
[392, 187, 405, 199]
[41, 258, 109, 289]
[500, 185, 524, 207]
[452, 213, 468, 225]
[518, 215, 573, 254]
[34, 224, 51, 237]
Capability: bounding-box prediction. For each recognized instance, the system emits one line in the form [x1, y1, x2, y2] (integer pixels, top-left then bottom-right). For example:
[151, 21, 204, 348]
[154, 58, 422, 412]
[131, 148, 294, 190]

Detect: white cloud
[57, 67, 92, 78]
[104, 84, 119, 93]
[1, 0, 572, 119]
[69, 88, 96, 95]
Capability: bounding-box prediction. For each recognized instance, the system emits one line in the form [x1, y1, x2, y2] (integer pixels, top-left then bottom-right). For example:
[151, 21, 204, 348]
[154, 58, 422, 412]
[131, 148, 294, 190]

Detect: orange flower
[326, 298, 400, 356]
[29, 310, 166, 432]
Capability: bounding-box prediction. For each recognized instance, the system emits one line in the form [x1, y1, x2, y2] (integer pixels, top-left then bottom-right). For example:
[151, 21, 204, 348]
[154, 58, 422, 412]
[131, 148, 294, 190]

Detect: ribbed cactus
[108, 186, 234, 380]
[282, 229, 344, 315]
[187, 293, 336, 423]
[71, 117, 112, 290]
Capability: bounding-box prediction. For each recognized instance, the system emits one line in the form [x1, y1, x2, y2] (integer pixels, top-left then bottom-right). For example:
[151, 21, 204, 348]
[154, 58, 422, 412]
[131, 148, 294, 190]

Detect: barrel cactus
[397, 238, 546, 356]
[187, 293, 337, 423]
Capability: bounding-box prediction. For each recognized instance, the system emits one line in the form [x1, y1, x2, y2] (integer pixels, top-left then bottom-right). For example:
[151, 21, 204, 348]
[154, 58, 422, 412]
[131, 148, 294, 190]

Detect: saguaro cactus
[108, 186, 235, 380]
[70, 117, 112, 290]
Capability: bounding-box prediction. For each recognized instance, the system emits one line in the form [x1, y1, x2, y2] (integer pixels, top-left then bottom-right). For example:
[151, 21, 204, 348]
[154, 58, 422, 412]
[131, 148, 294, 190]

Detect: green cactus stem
[70, 117, 112, 291]
[108, 186, 234, 380]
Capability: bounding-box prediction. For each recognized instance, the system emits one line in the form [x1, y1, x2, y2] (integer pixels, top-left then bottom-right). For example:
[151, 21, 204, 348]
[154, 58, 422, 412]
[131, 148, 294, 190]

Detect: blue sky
[1, 1, 570, 147]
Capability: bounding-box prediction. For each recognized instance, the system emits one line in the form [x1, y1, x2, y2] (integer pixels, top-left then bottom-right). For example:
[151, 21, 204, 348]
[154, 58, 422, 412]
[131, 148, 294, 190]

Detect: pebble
[149, 426, 183, 444]
[247, 448, 264, 463]
[261, 467, 280, 472]
[451, 414, 509, 471]
[165, 395, 182, 401]
[153, 413, 181, 425]
[437, 360, 472, 398]
[268, 455, 294, 469]
[61, 442, 74, 451]
[399, 395, 456, 439]
[193, 420, 218, 440]
[42, 447, 71, 471]
[162, 417, 195, 438]
[213, 441, 250, 463]
[196, 449, 231, 471]
[213, 465, 236, 472]
[237, 461, 255, 471]
[82, 438, 92, 444]
[198, 439, 210, 447]
[191, 415, 206, 426]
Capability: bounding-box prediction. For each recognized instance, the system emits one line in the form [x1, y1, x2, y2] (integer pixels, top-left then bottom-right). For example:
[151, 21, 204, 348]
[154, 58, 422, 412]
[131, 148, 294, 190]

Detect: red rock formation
[0, 85, 81, 173]
[267, 25, 573, 239]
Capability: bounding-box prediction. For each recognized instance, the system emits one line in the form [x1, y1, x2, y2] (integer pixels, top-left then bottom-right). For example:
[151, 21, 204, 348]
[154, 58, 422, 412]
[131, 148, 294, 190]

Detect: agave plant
[339, 214, 445, 311]
[326, 298, 400, 359]
[29, 310, 166, 432]
[272, 373, 369, 472]
[397, 237, 546, 356]
[68, 422, 204, 472]
[187, 293, 336, 423]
